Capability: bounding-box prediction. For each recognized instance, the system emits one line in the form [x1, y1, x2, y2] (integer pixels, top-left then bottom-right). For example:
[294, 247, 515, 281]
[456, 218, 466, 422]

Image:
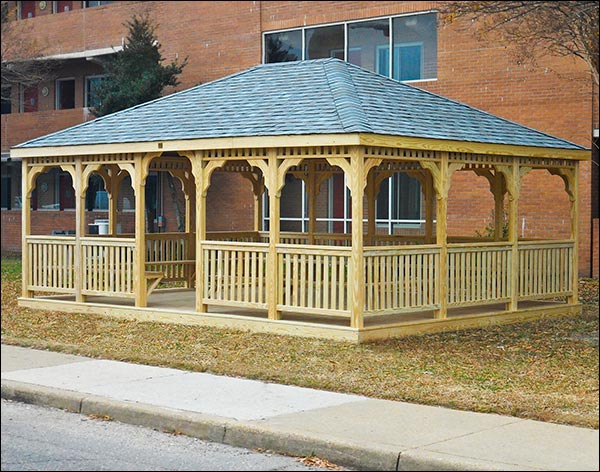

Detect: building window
[376, 173, 422, 230]
[347, 19, 389, 73]
[263, 11, 437, 82]
[53, 1, 73, 13]
[83, 1, 113, 7]
[33, 169, 75, 210]
[19, 1, 36, 19]
[56, 78, 75, 110]
[20, 85, 38, 113]
[265, 30, 302, 63]
[85, 75, 106, 108]
[305, 24, 344, 60]
[85, 174, 108, 211]
[1, 175, 12, 209]
[1, 86, 11, 114]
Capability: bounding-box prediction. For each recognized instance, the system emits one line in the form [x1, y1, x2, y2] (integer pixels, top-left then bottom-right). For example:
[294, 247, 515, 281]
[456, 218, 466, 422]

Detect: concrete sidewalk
[1, 344, 598, 471]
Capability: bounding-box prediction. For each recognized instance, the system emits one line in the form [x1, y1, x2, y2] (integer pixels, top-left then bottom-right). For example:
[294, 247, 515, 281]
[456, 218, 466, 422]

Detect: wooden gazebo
[12, 59, 589, 342]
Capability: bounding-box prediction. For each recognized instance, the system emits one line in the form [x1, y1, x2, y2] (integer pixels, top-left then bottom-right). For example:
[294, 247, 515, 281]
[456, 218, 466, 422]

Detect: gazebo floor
[19, 288, 581, 343]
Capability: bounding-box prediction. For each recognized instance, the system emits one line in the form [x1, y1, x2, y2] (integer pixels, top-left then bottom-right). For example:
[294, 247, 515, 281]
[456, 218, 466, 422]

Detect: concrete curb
[1, 379, 512, 471]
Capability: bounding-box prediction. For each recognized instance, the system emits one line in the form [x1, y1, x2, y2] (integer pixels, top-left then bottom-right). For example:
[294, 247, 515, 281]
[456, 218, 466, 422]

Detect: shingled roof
[14, 58, 584, 150]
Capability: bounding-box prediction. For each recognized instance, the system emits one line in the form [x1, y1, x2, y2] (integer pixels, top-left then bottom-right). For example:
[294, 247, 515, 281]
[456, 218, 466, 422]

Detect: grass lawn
[1, 255, 598, 429]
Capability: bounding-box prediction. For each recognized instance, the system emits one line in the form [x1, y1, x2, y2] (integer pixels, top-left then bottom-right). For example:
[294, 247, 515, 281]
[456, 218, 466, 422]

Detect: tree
[91, 12, 188, 117]
[1, 1, 59, 106]
[439, 1, 599, 86]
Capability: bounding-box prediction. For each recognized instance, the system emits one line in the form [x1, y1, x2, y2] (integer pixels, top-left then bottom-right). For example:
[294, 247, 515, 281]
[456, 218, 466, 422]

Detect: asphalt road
[1, 399, 345, 471]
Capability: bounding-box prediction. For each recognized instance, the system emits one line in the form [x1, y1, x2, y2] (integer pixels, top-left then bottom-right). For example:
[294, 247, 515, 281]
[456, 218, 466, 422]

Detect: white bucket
[95, 219, 109, 235]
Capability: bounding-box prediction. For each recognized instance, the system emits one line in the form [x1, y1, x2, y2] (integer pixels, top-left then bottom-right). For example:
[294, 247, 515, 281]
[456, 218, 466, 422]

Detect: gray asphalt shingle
[14, 58, 584, 150]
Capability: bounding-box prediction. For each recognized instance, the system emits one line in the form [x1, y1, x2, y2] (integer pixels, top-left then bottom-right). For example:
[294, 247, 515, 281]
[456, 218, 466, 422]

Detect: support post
[497, 163, 529, 311]
[74, 160, 86, 302]
[306, 161, 317, 244]
[133, 155, 148, 307]
[568, 163, 579, 304]
[349, 149, 365, 329]
[21, 159, 32, 298]
[267, 152, 281, 320]
[191, 157, 206, 313]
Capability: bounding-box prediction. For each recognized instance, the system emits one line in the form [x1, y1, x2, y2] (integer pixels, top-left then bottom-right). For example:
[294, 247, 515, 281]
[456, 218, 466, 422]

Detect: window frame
[262, 10, 437, 83]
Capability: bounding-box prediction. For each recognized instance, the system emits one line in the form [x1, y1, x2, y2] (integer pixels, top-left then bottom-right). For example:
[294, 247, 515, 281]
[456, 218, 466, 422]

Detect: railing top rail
[81, 237, 136, 247]
[517, 239, 574, 247]
[276, 243, 352, 255]
[26, 235, 76, 242]
[364, 244, 441, 255]
[448, 241, 514, 249]
[145, 232, 193, 239]
[201, 240, 269, 250]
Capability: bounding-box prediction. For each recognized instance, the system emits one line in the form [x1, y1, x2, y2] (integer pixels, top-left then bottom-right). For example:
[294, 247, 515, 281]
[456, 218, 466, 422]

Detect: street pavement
[1, 344, 598, 471]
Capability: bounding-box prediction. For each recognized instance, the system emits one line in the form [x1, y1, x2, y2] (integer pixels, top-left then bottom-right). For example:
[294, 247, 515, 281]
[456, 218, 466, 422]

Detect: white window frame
[262, 10, 437, 83]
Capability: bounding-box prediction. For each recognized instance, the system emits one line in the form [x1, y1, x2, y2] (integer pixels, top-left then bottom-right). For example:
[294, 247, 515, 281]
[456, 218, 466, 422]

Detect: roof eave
[10, 132, 589, 161]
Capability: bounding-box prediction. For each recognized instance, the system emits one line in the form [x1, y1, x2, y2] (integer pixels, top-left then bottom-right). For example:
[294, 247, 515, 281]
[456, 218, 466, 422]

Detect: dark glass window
[1, 86, 11, 114]
[305, 24, 344, 60]
[56, 79, 75, 110]
[265, 30, 302, 63]
[1, 175, 11, 209]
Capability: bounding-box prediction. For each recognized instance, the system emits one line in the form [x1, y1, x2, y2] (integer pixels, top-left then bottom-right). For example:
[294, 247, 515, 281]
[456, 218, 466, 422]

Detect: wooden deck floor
[20, 288, 580, 343]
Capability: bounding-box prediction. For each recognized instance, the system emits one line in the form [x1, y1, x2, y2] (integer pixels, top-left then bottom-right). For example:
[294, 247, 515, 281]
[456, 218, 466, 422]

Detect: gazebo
[12, 58, 589, 342]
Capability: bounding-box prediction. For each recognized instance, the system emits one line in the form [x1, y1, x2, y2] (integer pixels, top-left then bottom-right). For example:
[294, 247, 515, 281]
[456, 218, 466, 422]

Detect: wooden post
[306, 161, 317, 244]
[349, 149, 365, 329]
[267, 151, 281, 320]
[108, 168, 119, 236]
[191, 157, 206, 313]
[21, 159, 32, 298]
[436, 157, 449, 319]
[366, 170, 376, 246]
[133, 154, 148, 307]
[74, 160, 86, 302]
[493, 175, 505, 242]
[569, 163, 579, 304]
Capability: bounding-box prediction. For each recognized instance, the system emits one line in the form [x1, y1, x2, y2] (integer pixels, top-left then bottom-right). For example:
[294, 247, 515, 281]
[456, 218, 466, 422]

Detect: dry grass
[1, 256, 598, 429]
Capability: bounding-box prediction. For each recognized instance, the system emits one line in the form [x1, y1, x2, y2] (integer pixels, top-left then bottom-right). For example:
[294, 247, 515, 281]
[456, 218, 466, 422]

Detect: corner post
[267, 150, 281, 320]
[569, 162, 579, 304]
[133, 154, 149, 307]
[349, 148, 366, 329]
[74, 160, 86, 302]
[21, 158, 32, 299]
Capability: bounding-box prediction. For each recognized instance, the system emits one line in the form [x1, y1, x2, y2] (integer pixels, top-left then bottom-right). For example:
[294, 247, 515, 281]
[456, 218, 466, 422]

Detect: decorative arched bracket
[549, 168, 577, 203]
[421, 160, 464, 200]
[495, 165, 532, 201]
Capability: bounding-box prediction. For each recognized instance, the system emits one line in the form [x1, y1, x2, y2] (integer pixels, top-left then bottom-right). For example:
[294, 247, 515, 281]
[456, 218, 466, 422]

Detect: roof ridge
[323, 60, 372, 133]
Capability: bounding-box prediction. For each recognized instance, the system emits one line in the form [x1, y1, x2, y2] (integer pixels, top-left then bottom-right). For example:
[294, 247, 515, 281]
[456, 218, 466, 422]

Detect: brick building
[1, 1, 598, 277]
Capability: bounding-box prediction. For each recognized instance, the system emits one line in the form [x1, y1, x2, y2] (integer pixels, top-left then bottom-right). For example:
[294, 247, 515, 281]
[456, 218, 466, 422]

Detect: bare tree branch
[440, 1, 599, 85]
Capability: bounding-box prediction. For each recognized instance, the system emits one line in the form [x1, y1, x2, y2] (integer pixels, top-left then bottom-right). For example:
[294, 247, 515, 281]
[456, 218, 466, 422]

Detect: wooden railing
[447, 242, 512, 307]
[81, 237, 135, 297]
[277, 244, 351, 317]
[518, 240, 574, 300]
[206, 231, 261, 242]
[202, 241, 269, 309]
[26, 236, 76, 294]
[145, 232, 194, 283]
[364, 245, 440, 314]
